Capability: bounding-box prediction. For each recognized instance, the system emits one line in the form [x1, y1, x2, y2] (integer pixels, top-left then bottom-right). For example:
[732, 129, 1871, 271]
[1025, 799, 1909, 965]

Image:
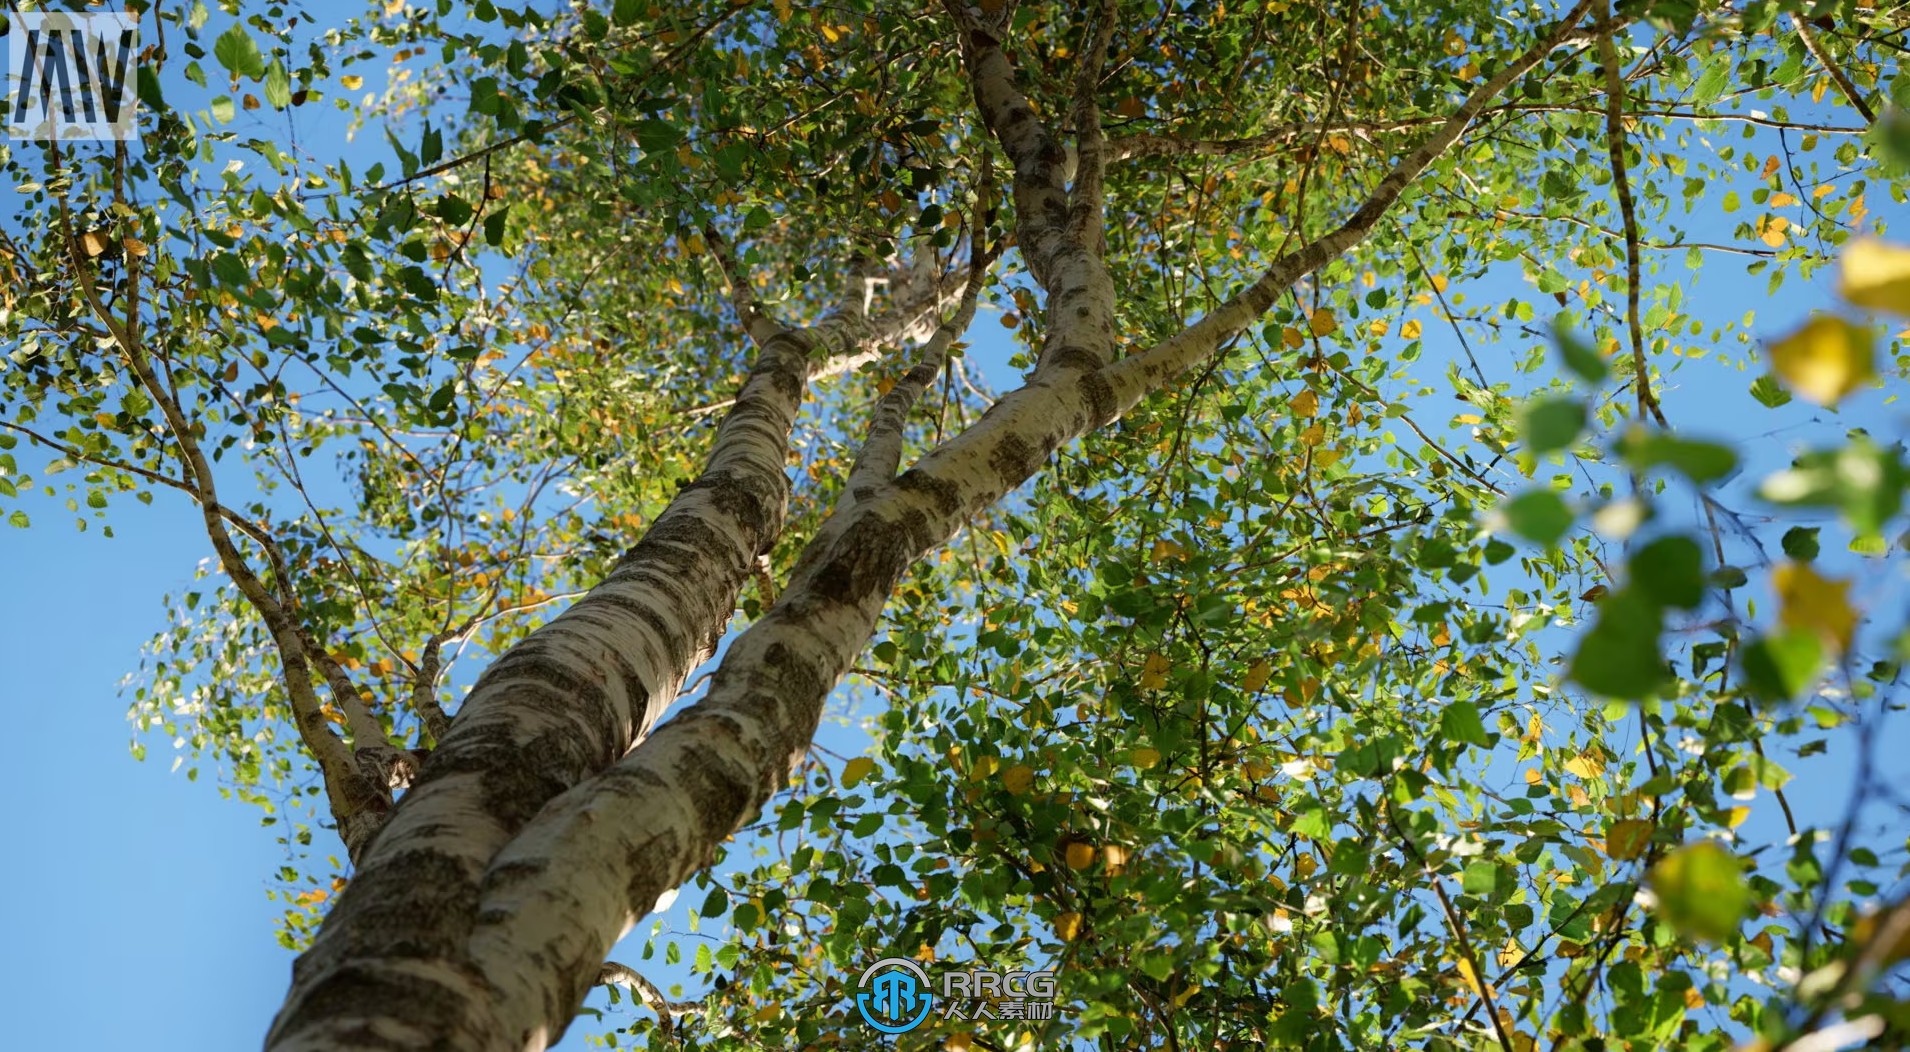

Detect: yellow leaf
[1430, 274, 1450, 293]
[1402, 319, 1423, 339]
[341, 75, 364, 90]
[944, 1034, 974, 1052]
[1444, 31, 1467, 56]
[1140, 652, 1170, 690]
[1773, 561, 1857, 652]
[1455, 956, 1486, 995]
[1299, 423, 1325, 447]
[1307, 309, 1337, 337]
[1102, 844, 1128, 871]
[1054, 911, 1083, 940]
[1130, 747, 1161, 769]
[1727, 806, 1752, 828]
[121, 237, 148, 257]
[1564, 752, 1605, 779]
[1151, 539, 1185, 562]
[1065, 842, 1095, 870]
[1281, 326, 1305, 348]
[1684, 986, 1705, 1010]
[79, 230, 108, 257]
[1839, 238, 1910, 316]
[753, 1004, 781, 1022]
[1757, 214, 1789, 247]
[842, 756, 877, 788]
[1770, 192, 1798, 207]
[1294, 852, 1317, 878]
[1290, 389, 1319, 418]
[1001, 764, 1035, 795]
[1604, 818, 1654, 861]
[967, 754, 998, 782]
[1768, 315, 1873, 407]
[1243, 659, 1273, 693]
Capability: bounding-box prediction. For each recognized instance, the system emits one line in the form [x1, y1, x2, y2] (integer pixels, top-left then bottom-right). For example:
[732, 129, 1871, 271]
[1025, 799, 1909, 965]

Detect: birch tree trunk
[266, 4, 1593, 1048]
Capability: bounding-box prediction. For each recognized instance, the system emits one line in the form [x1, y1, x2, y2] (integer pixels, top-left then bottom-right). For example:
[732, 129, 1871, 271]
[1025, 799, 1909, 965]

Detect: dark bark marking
[894, 468, 962, 517]
[989, 432, 1040, 483]
[1078, 368, 1117, 426]
[1042, 345, 1100, 374]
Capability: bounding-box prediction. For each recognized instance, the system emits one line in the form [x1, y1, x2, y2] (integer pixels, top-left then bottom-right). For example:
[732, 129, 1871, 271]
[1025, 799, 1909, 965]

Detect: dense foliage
[5, 0, 1910, 1048]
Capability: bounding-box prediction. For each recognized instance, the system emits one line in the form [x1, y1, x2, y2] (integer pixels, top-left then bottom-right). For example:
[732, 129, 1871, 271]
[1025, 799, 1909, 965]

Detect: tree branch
[1599, 6, 1667, 427]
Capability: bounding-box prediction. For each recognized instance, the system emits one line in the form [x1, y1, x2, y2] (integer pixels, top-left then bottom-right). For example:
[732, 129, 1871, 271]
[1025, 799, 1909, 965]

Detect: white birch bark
[266, 261, 967, 1050]
[267, 3, 1593, 1047]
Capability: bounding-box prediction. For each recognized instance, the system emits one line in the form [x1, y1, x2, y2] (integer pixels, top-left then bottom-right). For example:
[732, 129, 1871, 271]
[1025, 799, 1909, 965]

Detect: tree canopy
[5, 0, 1910, 1048]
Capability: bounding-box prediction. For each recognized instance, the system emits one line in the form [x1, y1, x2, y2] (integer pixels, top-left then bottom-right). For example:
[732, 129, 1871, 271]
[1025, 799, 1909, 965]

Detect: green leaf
[1462, 860, 1512, 902]
[1781, 526, 1821, 561]
[1631, 535, 1704, 610]
[1618, 431, 1738, 484]
[264, 60, 291, 109]
[700, 886, 729, 919]
[635, 119, 679, 153]
[484, 207, 510, 247]
[1439, 700, 1494, 748]
[1519, 396, 1584, 456]
[1649, 842, 1749, 943]
[1570, 588, 1666, 699]
[613, 0, 644, 26]
[7, 510, 28, 528]
[1740, 629, 1823, 702]
[1553, 319, 1608, 384]
[1503, 489, 1572, 547]
[1749, 374, 1792, 408]
[1759, 436, 1906, 539]
[213, 24, 266, 80]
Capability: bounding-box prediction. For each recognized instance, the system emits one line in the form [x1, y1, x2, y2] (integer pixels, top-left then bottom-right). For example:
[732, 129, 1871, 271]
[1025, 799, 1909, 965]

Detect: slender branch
[1599, 7, 1667, 427]
[597, 961, 705, 1037]
[1104, 104, 1866, 164]
[1067, 0, 1118, 251]
[842, 236, 995, 506]
[1793, 16, 1876, 124]
[53, 156, 392, 858]
[408, 635, 454, 745]
[1104, 0, 1598, 408]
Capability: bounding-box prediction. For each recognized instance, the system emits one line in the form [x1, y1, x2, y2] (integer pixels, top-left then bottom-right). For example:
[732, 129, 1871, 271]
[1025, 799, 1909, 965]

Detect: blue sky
[5, 9, 1910, 1052]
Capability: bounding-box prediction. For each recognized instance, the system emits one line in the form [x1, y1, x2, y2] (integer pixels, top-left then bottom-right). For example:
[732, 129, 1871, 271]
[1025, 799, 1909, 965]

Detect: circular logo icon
[855, 956, 934, 1034]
